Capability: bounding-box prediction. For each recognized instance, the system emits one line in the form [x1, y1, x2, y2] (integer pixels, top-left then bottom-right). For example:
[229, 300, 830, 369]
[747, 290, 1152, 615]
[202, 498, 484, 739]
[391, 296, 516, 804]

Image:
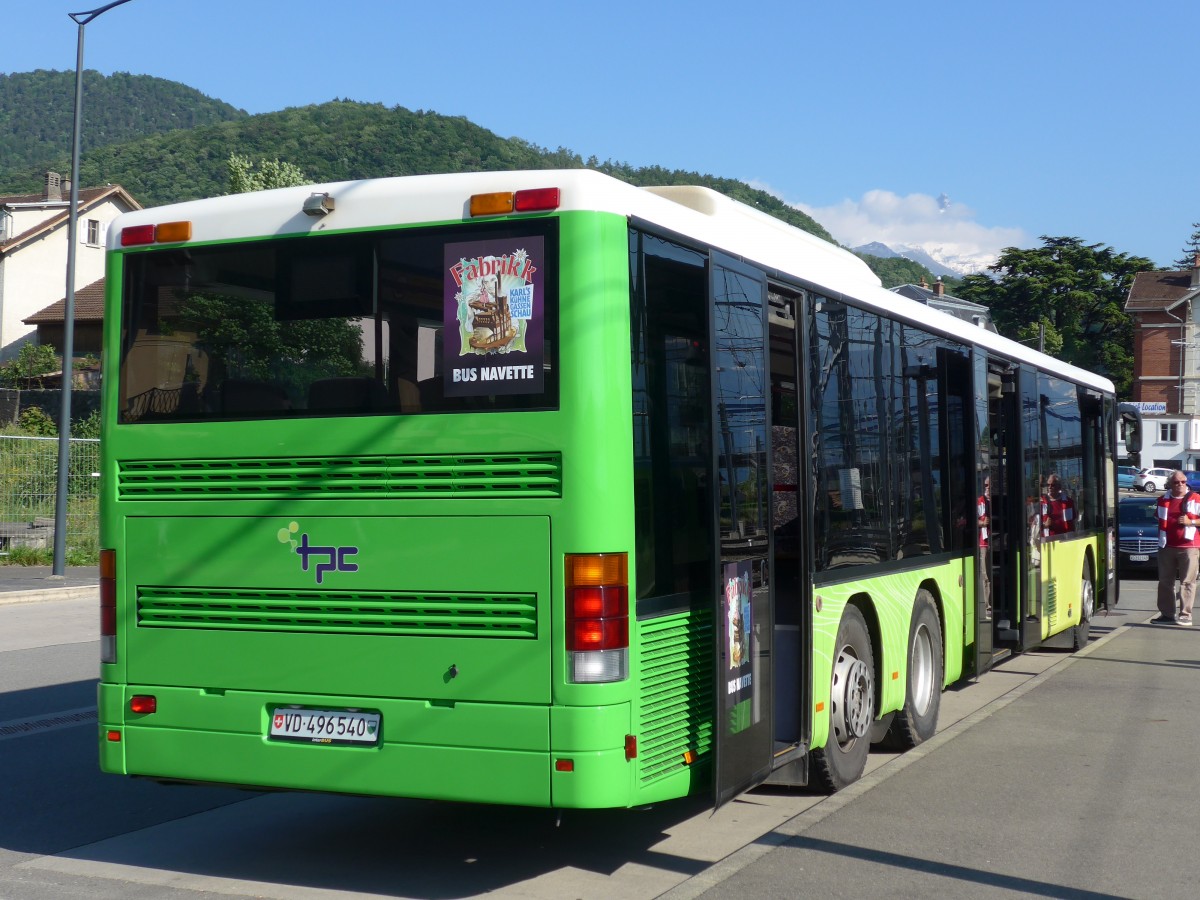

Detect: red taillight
[120, 224, 155, 246]
[130, 695, 157, 714]
[565, 554, 628, 652]
[100, 549, 116, 664]
[99, 549, 116, 636]
[514, 187, 560, 212]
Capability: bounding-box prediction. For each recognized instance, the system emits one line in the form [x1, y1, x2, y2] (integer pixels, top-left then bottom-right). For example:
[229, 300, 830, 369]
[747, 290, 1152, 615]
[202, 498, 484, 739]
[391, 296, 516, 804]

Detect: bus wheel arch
[884, 587, 943, 750]
[812, 600, 876, 791]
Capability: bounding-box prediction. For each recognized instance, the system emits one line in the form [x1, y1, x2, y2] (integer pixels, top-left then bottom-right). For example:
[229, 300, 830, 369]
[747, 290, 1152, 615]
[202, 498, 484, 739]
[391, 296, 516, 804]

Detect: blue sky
[5, 0, 1197, 269]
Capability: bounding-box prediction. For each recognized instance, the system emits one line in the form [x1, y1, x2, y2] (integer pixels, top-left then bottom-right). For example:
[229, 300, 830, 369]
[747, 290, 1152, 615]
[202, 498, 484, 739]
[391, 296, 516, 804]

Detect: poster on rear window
[724, 560, 753, 717]
[444, 237, 545, 397]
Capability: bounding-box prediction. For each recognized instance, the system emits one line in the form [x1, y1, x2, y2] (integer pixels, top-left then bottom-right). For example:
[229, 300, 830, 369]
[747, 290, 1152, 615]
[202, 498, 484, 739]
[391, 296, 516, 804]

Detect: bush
[0, 344, 59, 387]
[17, 407, 56, 436]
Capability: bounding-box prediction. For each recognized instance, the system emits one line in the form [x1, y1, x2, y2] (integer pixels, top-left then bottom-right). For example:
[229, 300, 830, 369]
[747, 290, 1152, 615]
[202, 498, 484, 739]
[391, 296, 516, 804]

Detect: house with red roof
[0, 172, 139, 361]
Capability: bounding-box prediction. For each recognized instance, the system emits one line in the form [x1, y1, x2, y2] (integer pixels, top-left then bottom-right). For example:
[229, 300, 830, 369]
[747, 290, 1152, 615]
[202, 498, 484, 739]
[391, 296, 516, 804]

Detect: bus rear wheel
[812, 604, 875, 791]
[1074, 560, 1095, 651]
[884, 590, 943, 750]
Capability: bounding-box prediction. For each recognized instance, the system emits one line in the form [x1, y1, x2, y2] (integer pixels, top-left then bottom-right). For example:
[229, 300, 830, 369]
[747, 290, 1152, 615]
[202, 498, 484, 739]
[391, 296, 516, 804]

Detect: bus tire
[812, 604, 875, 791]
[1074, 559, 1094, 651]
[884, 590, 942, 750]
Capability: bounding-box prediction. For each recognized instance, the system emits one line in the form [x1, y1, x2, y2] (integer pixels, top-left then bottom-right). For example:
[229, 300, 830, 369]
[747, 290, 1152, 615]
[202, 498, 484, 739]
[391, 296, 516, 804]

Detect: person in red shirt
[1155, 469, 1200, 626]
[977, 477, 991, 618]
[1042, 475, 1076, 538]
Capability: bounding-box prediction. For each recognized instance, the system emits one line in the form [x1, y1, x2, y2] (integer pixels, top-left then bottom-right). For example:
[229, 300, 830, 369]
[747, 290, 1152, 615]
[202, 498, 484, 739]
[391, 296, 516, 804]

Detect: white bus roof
[111, 168, 1114, 394]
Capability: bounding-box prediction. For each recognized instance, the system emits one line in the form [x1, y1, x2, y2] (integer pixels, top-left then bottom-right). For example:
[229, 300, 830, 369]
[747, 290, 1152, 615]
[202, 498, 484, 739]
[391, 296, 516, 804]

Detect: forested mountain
[0, 72, 944, 284]
[0, 69, 247, 175]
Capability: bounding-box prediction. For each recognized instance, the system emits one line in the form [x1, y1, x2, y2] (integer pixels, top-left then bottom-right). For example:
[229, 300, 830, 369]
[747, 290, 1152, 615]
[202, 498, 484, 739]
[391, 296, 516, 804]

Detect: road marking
[0, 706, 96, 742]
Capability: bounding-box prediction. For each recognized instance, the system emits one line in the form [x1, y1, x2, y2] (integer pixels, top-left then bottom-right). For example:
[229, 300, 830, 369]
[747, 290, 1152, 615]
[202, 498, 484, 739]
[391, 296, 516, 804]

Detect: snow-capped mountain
[853, 241, 996, 278]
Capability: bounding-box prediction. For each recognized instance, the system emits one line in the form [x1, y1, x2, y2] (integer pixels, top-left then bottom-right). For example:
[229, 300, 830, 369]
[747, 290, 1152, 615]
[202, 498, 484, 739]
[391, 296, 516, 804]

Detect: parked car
[1134, 467, 1174, 493]
[1118, 495, 1160, 575]
[1185, 471, 1200, 492]
[1117, 466, 1142, 489]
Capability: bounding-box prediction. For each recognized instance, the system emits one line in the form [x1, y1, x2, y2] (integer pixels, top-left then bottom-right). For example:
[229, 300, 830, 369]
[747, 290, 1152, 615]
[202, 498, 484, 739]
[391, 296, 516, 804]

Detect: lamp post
[53, 0, 134, 576]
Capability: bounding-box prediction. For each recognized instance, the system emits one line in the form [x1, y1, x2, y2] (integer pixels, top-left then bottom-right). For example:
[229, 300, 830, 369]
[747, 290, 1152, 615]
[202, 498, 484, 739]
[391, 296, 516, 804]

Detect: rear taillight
[565, 553, 628, 683]
[100, 549, 116, 664]
[468, 187, 560, 217]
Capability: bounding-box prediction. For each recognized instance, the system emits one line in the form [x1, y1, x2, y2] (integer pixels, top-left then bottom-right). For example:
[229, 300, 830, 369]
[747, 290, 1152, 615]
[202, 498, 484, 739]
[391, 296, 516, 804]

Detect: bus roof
[111, 168, 1114, 394]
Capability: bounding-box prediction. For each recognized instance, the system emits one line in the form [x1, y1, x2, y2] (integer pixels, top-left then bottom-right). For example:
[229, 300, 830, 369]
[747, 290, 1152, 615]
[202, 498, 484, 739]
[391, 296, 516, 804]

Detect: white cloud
[750, 183, 1028, 270]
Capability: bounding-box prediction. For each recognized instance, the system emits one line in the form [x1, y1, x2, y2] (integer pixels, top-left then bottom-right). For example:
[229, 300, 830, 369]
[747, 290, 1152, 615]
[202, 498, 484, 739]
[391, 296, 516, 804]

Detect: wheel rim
[1081, 572, 1094, 623]
[831, 644, 874, 747]
[910, 622, 934, 717]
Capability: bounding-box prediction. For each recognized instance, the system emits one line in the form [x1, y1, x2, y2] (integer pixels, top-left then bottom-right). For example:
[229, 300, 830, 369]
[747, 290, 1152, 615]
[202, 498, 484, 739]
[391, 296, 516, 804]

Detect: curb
[0, 585, 98, 606]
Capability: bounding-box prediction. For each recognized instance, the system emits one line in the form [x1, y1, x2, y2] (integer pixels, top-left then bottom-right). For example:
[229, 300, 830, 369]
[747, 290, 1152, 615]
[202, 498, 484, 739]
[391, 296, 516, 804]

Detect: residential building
[890, 277, 997, 332]
[23, 277, 105, 359]
[0, 172, 139, 361]
[1124, 254, 1200, 467]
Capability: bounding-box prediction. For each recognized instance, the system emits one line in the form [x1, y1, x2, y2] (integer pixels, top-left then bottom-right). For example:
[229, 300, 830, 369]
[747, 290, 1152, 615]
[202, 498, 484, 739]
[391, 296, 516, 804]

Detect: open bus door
[710, 254, 775, 807]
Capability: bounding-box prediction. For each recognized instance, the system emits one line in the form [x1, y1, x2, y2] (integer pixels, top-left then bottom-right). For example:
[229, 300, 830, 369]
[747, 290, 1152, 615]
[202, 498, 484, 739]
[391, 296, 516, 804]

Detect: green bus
[98, 169, 1131, 807]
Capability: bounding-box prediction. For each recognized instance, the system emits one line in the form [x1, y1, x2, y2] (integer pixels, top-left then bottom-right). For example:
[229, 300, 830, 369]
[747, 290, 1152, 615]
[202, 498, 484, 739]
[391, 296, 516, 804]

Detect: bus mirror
[1119, 404, 1142, 454]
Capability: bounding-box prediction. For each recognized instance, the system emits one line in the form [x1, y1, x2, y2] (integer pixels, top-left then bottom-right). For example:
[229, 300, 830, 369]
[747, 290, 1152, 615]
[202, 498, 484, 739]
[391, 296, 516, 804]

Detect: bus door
[985, 361, 1023, 658]
[763, 286, 809, 788]
[710, 254, 775, 807]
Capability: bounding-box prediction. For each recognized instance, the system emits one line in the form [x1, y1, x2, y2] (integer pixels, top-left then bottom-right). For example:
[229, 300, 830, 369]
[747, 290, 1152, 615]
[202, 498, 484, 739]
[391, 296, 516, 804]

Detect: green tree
[955, 237, 1154, 396]
[226, 153, 308, 192]
[1174, 223, 1200, 270]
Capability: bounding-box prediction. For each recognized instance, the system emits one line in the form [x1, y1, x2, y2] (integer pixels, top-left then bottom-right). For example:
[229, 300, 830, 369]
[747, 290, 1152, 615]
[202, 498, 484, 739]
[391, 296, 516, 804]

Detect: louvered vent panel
[137, 587, 537, 638]
[637, 612, 713, 785]
[118, 454, 562, 500]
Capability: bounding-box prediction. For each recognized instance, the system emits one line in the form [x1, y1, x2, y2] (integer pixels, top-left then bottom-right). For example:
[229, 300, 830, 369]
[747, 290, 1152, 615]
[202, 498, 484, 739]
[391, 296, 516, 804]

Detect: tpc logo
[277, 521, 359, 584]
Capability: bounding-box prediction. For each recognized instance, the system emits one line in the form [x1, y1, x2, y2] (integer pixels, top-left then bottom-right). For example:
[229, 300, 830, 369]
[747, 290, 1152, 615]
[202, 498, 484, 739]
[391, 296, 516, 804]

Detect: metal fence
[0, 435, 100, 563]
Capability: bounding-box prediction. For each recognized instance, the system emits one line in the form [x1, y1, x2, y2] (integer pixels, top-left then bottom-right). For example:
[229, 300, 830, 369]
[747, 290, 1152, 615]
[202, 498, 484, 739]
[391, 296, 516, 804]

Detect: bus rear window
[117, 220, 558, 422]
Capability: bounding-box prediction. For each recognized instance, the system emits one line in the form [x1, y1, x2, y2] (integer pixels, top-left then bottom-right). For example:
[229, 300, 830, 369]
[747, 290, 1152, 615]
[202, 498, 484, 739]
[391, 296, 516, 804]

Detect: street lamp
[53, 0, 135, 576]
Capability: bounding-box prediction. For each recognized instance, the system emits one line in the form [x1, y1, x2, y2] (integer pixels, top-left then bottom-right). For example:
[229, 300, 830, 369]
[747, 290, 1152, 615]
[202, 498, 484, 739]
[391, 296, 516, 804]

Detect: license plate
[1130, 554, 1149, 562]
[269, 708, 381, 745]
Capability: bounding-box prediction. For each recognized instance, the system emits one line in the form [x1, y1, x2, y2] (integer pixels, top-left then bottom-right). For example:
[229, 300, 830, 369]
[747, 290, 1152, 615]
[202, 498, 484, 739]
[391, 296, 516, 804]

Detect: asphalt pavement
[6, 565, 1196, 898]
[671, 575, 1200, 900]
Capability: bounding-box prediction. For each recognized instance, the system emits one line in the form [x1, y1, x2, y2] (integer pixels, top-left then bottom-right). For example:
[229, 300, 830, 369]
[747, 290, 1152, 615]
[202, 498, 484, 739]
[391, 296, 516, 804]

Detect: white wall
[0, 198, 125, 360]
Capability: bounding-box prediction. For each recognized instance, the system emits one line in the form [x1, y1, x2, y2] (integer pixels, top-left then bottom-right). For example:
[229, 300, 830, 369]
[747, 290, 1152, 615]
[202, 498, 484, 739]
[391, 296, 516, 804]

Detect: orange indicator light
[154, 221, 192, 243]
[469, 192, 514, 217]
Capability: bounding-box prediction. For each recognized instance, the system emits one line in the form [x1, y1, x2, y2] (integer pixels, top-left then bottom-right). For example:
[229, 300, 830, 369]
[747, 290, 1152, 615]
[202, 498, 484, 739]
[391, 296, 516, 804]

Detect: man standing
[1155, 469, 1200, 625]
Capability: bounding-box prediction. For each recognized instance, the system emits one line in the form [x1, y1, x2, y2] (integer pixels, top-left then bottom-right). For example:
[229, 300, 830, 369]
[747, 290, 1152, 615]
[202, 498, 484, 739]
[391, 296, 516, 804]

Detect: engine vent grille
[137, 587, 538, 638]
[637, 611, 713, 784]
[118, 453, 562, 500]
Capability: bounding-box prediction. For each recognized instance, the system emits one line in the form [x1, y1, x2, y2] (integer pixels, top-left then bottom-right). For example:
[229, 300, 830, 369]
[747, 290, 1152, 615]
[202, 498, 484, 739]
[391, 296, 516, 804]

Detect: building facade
[0, 173, 139, 361]
[1124, 255, 1200, 467]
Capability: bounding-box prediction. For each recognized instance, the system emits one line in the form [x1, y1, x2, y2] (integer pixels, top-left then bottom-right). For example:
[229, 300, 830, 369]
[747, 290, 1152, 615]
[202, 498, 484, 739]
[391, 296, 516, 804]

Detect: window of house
[86, 219, 101, 246]
[1160, 422, 1178, 442]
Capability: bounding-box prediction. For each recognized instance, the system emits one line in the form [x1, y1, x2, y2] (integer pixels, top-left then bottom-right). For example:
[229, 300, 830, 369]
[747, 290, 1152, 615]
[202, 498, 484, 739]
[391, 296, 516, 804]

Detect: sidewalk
[0, 564, 98, 604]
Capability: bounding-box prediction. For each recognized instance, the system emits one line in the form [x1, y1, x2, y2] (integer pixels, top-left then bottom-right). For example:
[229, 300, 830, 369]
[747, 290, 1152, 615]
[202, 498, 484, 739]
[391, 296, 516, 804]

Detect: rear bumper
[99, 682, 633, 808]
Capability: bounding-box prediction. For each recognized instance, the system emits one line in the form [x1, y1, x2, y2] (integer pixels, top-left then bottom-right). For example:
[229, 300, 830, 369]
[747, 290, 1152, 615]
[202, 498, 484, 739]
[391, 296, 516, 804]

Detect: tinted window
[118, 220, 558, 422]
